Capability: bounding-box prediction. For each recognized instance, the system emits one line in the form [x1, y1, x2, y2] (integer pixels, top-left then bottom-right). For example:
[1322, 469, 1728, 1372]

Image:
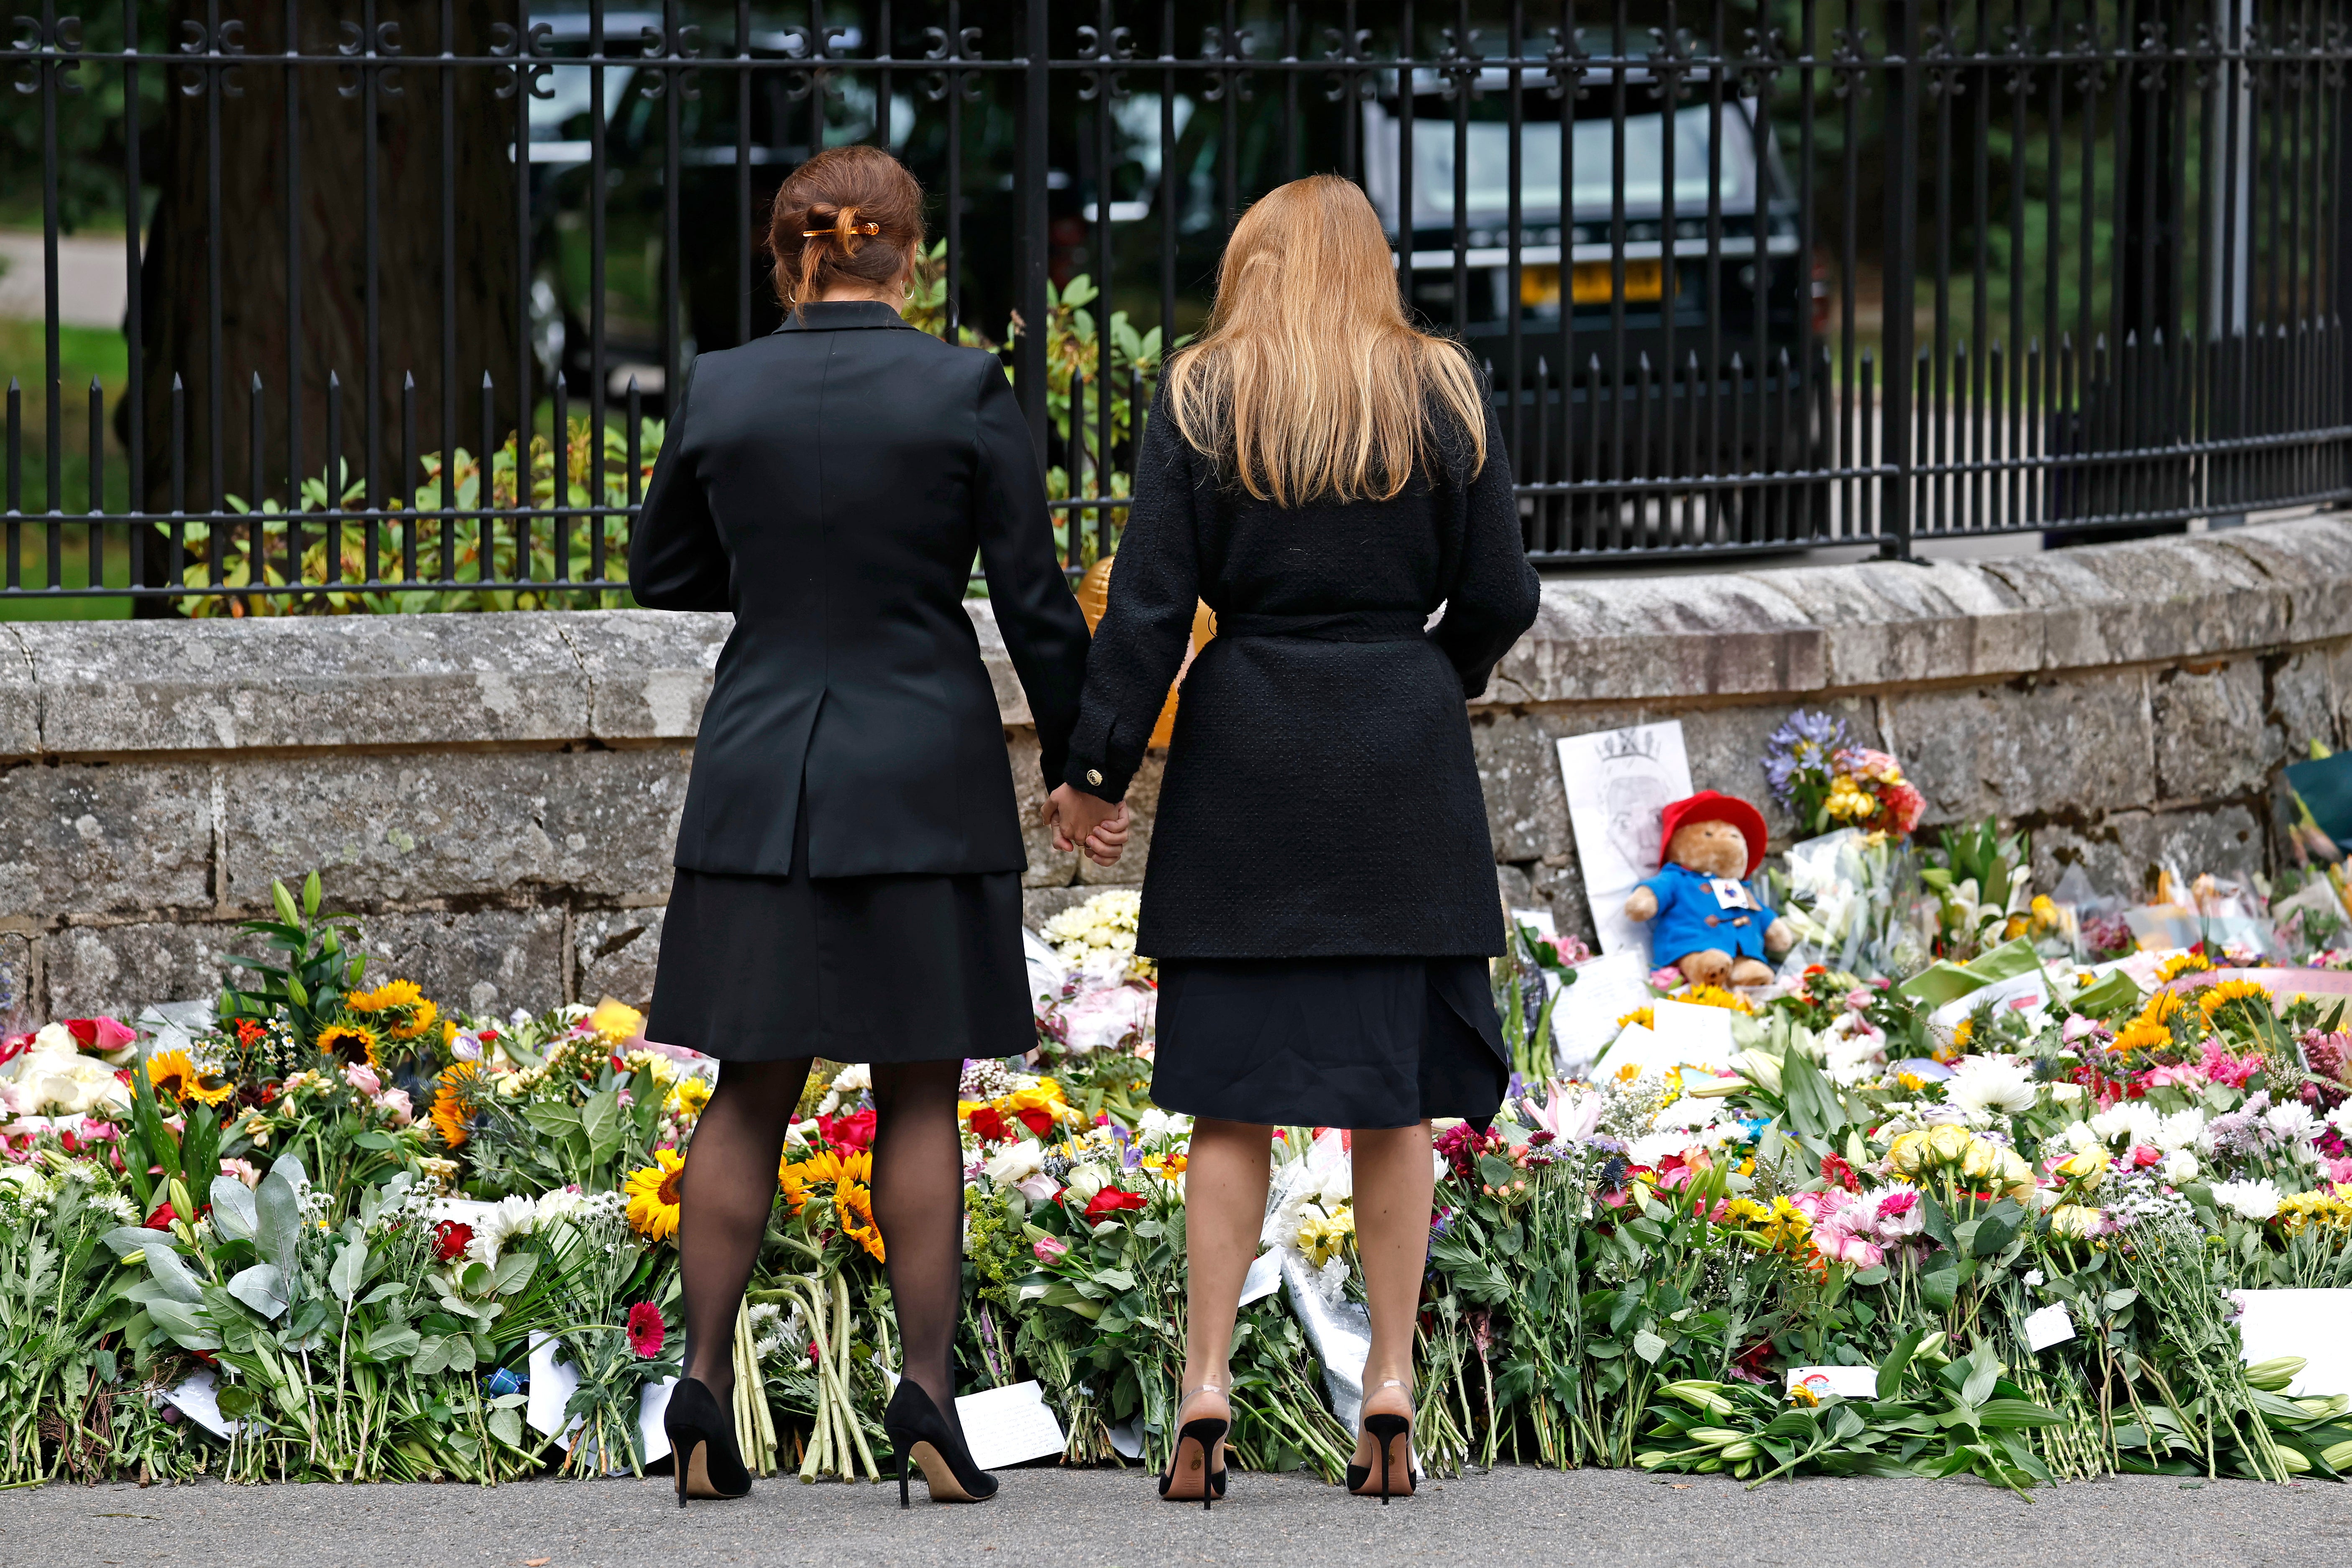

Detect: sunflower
[430, 1061, 478, 1148]
[625, 1148, 686, 1242]
[316, 1019, 383, 1073]
[2111, 1019, 2173, 1055]
[2136, 990, 2191, 1030]
[1615, 1006, 1655, 1032]
[2197, 978, 2272, 1023]
[834, 1177, 887, 1263]
[345, 979, 440, 1042]
[668, 1075, 711, 1120]
[2155, 951, 2214, 983]
[146, 1049, 238, 1108]
[778, 1147, 873, 1213]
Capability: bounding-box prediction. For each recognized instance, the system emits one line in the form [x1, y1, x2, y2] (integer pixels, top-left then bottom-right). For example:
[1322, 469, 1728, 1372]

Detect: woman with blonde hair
[1067, 174, 1539, 1504]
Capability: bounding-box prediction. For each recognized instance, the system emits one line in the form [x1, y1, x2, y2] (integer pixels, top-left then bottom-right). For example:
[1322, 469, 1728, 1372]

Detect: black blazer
[629, 300, 1090, 879]
[1066, 384, 1541, 958]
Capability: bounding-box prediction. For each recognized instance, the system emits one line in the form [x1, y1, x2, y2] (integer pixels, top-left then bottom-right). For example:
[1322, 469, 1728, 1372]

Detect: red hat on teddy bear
[1656, 790, 1770, 880]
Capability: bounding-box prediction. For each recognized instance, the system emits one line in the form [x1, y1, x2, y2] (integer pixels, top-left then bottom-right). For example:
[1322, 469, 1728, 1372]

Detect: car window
[1364, 102, 1759, 226]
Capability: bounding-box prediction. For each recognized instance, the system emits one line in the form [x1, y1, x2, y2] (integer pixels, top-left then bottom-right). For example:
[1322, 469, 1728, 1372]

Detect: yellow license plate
[1522, 258, 1666, 307]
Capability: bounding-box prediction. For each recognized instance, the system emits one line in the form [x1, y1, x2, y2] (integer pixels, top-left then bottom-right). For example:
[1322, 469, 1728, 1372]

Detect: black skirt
[645, 790, 1033, 1064]
[1148, 956, 1508, 1129]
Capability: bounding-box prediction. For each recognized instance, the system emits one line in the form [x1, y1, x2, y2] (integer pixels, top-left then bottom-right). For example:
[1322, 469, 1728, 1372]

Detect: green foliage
[217, 871, 366, 1046]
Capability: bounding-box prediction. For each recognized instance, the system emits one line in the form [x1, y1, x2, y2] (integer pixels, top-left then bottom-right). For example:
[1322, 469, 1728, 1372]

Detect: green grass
[0, 317, 135, 617]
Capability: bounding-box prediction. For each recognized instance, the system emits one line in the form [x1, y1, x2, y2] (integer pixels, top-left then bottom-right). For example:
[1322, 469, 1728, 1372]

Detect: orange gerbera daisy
[431, 1061, 478, 1148]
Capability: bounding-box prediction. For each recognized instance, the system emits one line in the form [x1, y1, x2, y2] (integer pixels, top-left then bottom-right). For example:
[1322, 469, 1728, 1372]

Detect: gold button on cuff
[1086, 768, 1104, 786]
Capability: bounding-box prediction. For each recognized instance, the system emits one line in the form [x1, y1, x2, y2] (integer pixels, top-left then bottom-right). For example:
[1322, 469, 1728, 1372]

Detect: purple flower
[1762, 709, 1850, 803]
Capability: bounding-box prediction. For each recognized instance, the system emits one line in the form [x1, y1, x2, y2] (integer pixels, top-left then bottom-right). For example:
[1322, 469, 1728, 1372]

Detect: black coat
[629, 300, 1090, 878]
[1066, 387, 1542, 959]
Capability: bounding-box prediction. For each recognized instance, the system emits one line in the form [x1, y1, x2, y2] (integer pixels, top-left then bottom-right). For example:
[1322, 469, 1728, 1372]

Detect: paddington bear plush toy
[1622, 790, 1795, 987]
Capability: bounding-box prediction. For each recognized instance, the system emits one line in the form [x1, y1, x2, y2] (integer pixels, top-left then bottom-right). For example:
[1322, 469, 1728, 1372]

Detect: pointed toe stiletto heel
[665, 1377, 752, 1505]
[884, 1381, 998, 1506]
[1158, 1385, 1230, 1511]
[1347, 1380, 1416, 1504]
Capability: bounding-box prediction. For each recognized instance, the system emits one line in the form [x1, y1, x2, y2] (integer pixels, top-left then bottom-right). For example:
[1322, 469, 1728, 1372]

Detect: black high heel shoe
[664, 1377, 752, 1506]
[1345, 1380, 1416, 1504]
[1158, 1385, 1230, 1511]
[884, 1381, 998, 1507]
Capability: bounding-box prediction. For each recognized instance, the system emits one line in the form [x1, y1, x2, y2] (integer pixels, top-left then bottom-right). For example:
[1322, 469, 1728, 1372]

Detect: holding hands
[1044, 784, 1130, 867]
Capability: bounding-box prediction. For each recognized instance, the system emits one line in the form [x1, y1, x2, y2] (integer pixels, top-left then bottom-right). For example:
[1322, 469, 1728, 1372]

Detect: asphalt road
[5, 1466, 2349, 1568]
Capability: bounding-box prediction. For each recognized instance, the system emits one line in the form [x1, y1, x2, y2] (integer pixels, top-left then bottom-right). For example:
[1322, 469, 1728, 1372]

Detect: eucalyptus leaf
[145, 1297, 221, 1351]
[329, 1239, 371, 1302]
[100, 1225, 161, 1260]
[254, 1167, 303, 1272]
[143, 1245, 205, 1304]
[226, 1263, 291, 1320]
[490, 1253, 538, 1296]
[208, 1176, 258, 1243]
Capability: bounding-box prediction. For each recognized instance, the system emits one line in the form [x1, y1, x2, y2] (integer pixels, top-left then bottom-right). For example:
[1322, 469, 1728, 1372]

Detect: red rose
[819, 1106, 877, 1151]
[1013, 1106, 1056, 1138]
[66, 1017, 136, 1053]
[1081, 1187, 1148, 1225]
[143, 1201, 177, 1230]
[0, 1033, 28, 1068]
[432, 1220, 474, 1262]
[967, 1106, 1012, 1144]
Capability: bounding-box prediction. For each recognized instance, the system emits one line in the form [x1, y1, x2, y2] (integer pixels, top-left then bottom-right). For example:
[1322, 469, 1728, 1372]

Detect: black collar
[776, 300, 915, 333]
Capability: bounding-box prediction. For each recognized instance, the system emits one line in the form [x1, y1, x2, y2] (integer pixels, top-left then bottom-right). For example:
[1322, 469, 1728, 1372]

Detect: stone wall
[1, 516, 2345, 1021]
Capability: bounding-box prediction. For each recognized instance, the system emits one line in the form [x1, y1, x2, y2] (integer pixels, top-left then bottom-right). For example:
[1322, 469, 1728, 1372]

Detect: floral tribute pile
[2, 722, 2351, 1492]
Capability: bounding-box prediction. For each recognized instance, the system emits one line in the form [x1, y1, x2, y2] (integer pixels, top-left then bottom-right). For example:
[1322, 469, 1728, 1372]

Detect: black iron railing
[1, 0, 2346, 606]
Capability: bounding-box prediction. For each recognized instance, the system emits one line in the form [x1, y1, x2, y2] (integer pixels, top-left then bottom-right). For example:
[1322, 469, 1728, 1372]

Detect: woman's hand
[1045, 784, 1130, 866]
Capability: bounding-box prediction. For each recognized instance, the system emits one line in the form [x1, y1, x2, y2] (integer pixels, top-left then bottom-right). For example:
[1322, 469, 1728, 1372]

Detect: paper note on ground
[2234, 1289, 2352, 1396]
[1238, 1249, 1284, 1308]
[166, 1368, 241, 1440]
[1646, 999, 1737, 1071]
[2023, 1303, 2076, 1352]
[954, 1379, 1068, 1471]
[1554, 951, 1659, 1072]
[1787, 1365, 1877, 1400]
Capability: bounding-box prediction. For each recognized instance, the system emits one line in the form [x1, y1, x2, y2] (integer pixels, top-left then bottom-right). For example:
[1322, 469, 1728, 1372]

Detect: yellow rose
[2054, 1148, 2109, 1188]
[1888, 1128, 1935, 1177]
[1925, 1123, 1972, 1164]
[1961, 1136, 2002, 1182]
[2048, 1203, 2106, 1239]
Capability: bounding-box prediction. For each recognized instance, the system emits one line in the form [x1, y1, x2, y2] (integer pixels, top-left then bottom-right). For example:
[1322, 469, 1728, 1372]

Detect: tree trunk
[136, 0, 522, 550]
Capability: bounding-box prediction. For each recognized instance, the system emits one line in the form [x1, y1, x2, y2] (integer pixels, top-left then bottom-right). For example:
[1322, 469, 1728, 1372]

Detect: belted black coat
[1066, 385, 1542, 959]
[628, 300, 1091, 878]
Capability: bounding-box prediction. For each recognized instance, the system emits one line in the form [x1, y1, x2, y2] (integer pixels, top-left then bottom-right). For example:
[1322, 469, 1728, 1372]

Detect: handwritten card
[954, 1380, 1068, 1471]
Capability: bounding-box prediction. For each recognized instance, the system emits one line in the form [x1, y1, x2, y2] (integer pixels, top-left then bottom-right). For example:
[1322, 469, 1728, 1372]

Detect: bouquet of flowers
[1764, 710, 1928, 839]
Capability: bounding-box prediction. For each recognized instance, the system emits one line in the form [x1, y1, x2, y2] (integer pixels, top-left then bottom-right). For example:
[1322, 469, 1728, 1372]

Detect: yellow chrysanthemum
[146, 1048, 237, 1108]
[2196, 978, 2271, 1022]
[669, 1076, 712, 1120]
[625, 1148, 686, 1242]
[430, 1061, 478, 1148]
[1616, 1007, 1656, 1032]
[585, 998, 646, 1045]
[2155, 952, 2213, 983]
[315, 1019, 382, 1073]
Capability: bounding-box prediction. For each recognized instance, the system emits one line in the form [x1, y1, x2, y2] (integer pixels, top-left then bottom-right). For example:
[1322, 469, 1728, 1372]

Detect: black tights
[677, 1056, 970, 1429]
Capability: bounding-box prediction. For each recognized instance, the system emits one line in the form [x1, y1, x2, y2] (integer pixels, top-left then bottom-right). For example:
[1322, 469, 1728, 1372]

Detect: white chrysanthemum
[2263, 1101, 2321, 1143]
[2154, 1109, 2206, 1152]
[2058, 1120, 2101, 1154]
[1945, 1055, 2039, 1117]
[2209, 1177, 2283, 1221]
[1136, 1108, 1192, 1142]
[2091, 1102, 2158, 1147]
[466, 1195, 539, 1266]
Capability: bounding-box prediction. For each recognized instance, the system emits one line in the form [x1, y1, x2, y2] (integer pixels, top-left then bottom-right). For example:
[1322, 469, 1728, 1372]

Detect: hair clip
[802, 205, 883, 250]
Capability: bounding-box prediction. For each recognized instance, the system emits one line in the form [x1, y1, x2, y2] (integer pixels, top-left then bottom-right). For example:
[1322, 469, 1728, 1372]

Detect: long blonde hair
[1163, 174, 1488, 507]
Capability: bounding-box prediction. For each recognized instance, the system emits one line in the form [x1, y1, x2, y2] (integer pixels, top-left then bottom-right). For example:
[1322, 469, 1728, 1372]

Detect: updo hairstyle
[767, 144, 926, 313]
